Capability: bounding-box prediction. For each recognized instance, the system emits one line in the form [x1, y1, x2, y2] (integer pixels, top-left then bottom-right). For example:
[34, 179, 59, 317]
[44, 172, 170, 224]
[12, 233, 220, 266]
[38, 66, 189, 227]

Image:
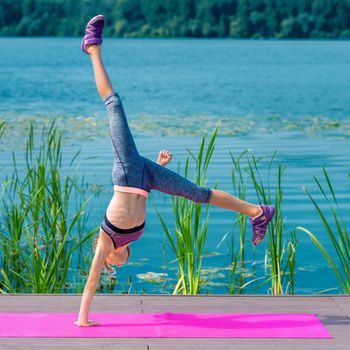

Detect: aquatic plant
[225, 149, 251, 294]
[156, 128, 218, 294]
[0, 121, 4, 138]
[156, 130, 297, 295]
[297, 168, 350, 294]
[0, 120, 96, 293]
[247, 152, 297, 294]
[224, 150, 296, 294]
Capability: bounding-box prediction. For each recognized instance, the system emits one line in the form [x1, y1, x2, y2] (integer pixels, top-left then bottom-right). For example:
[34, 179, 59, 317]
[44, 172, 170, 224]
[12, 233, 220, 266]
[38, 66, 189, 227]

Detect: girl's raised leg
[83, 16, 141, 173]
[87, 45, 114, 100]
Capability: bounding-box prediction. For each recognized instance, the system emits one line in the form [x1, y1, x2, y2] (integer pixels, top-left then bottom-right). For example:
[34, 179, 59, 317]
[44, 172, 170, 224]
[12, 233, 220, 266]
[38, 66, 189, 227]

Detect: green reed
[224, 150, 296, 294]
[297, 168, 350, 294]
[247, 152, 296, 294]
[0, 120, 96, 293]
[156, 128, 218, 294]
[0, 121, 4, 138]
[226, 150, 249, 293]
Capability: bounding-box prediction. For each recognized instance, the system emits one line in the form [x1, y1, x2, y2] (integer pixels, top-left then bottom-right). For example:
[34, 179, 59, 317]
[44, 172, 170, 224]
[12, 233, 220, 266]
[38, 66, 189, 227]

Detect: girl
[74, 15, 275, 327]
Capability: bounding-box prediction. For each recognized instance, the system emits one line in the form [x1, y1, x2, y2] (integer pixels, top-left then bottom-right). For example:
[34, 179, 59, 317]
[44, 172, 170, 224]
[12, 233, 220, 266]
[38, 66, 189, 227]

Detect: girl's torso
[106, 191, 146, 228]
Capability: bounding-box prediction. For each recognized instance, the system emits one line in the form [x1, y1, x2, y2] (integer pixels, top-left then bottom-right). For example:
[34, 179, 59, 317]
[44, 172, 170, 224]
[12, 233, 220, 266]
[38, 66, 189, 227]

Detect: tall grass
[156, 132, 298, 295]
[224, 150, 296, 294]
[156, 128, 218, 294]
[297, 168, 350, 294]
[0, 120, 96, 293]
[226, 150, 250, 294]
[247, 152, 296, 294]
[0, 121, 4, 138]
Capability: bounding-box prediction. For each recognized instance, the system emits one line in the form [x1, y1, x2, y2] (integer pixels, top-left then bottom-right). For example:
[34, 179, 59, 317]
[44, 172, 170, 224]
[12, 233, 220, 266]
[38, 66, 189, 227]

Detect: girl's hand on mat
[73, 320, 101, 327]
[157, 150, 172, 166]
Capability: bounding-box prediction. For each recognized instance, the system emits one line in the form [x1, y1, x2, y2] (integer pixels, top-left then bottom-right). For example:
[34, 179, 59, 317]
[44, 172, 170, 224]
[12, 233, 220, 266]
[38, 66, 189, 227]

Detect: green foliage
[247, 151, 297, 294]
[0, 120, 96, 293]
[297, 168, 350, 294]
[156, 128, 218, 294]
[0, 0, 349, 38]
[226, 149, 250, 294]
[156, 132, 297, 295]
[225, 150, 297, 295]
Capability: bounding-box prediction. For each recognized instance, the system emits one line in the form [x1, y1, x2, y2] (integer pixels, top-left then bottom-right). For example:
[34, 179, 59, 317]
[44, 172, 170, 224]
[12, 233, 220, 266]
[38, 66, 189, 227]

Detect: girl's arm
[74, 234, 110, 326]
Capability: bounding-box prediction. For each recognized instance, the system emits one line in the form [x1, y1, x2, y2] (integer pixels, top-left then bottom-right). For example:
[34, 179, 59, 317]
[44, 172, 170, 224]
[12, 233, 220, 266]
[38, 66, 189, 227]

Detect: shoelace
[86, 26, 103, 37]
[252, 216, 268, 241]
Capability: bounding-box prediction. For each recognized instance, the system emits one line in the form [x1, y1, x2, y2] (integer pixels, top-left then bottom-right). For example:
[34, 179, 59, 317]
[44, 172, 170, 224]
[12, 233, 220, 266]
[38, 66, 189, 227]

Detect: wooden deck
[0, 295, 349, 349]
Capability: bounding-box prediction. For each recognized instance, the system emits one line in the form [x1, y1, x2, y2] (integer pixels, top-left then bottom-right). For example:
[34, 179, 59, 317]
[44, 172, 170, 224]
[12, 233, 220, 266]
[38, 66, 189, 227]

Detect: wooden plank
[0, 339, 148, 350]
[140, 295, 339, 306]
[0, 294, 142, 312]
[141, 305, 344, 314]
[332, 296, 350, 303]
[147, 339, 344, 350]
[140, 295, 341, 313]
[317, 314, 350, 325]
[332, 296, 350, 314]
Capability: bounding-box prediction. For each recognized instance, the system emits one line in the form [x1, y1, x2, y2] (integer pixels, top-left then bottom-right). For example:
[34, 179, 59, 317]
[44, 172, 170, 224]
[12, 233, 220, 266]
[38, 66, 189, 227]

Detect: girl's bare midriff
[105, 191, 146, 228]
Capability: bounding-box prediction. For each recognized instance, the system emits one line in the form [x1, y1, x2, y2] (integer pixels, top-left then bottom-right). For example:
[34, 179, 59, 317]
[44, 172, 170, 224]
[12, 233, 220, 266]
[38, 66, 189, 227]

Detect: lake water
[0, 38, 350, 294]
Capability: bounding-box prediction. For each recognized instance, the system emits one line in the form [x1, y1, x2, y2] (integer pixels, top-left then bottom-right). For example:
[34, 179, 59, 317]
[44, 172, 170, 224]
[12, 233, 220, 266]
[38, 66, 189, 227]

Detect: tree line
[1, 0, 349, 38]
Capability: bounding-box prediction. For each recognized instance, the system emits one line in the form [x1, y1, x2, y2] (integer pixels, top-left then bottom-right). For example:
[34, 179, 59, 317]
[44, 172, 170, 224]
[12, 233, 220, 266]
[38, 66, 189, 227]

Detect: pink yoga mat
[0, 312, 332, 338]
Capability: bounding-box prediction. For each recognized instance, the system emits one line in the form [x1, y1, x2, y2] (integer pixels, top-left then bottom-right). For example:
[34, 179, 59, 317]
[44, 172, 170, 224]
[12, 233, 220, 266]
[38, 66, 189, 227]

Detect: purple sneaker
[81, 15, 105, 54]
[250, 204, 275, 246]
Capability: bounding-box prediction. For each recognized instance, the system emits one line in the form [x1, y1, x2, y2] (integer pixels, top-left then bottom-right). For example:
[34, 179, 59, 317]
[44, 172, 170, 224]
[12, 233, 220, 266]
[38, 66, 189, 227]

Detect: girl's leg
[144, 158, 261, 218]
[144, 157, 212, 203]
[88, 45, 114, 100]
[144, 158, 274, 245]
[83, 19, 142, 187]
[87, 44, 140, 174]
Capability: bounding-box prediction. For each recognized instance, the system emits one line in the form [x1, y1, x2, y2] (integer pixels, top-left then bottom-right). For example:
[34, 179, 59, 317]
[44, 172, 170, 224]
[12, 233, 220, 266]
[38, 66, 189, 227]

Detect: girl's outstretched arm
[74, 232, 110, 326]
